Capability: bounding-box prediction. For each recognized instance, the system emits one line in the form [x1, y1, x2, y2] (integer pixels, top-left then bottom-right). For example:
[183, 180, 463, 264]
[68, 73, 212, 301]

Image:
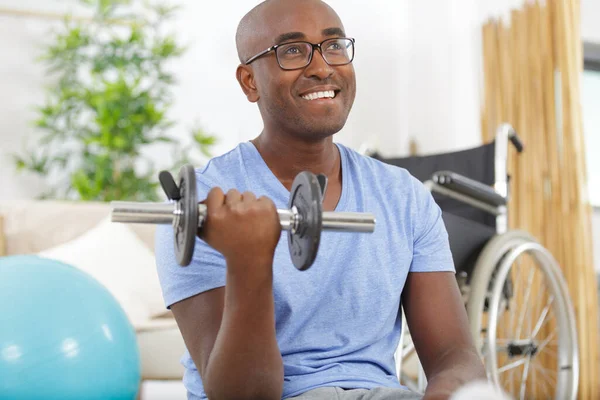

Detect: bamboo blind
[481, 0, 599, 398]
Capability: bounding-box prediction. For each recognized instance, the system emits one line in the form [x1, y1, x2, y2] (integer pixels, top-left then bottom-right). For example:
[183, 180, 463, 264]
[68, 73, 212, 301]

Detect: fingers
[199, 189, 279, 242]
[241, 191, 257, 202]
[204, 188, 269, 212]
[201, 187, 225, 238]
[258, 195, 276, 209]
[205, 187, 225, 209]
[225, 189, 243, 207]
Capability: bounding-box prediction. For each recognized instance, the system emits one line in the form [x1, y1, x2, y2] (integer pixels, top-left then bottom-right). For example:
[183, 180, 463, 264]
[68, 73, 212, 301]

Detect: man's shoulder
[338, 143, 418, 191]
[194, 142, 252, 191]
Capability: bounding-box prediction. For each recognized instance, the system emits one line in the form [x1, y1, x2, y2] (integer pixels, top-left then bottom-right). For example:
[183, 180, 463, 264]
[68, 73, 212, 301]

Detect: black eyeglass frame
[244, 37, 356, 70]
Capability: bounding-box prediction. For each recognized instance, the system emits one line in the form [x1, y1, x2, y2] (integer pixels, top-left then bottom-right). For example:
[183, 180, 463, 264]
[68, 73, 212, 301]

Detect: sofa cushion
[38, 215, 166, 328]
[137, 319, 186, 380]
[0, 200, 156, 255]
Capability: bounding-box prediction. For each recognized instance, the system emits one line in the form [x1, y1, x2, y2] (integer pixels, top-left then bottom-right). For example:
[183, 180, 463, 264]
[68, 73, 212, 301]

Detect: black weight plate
[287, 171, 323, 271]
[174, 164, 198, 266]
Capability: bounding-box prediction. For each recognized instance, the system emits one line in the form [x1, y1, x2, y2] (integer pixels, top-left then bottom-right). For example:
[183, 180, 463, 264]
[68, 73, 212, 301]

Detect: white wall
[580, 0, 600, 273]
[142, 0, 497, 164]
[1, 0, 513, 201]
[0, 13, 59, 200]
[582, 0, 600, 42]
[162, 0, 541, 159]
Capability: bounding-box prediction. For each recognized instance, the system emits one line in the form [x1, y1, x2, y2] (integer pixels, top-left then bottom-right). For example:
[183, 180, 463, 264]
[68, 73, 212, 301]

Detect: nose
[303, 49, 334, 80]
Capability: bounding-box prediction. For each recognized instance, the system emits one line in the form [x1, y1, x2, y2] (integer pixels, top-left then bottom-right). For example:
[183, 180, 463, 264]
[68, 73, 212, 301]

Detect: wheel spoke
[519, 357, 531, 400]
[515, 267, 536, 338]
[532, 311, 556, 340]
[537, 330, 556, 353]
[533, 362, 552, 398]
[530, 360, 557, 385]
[538, 344, 557, 358]
[509, 363, 515, 394]
[509, 259, 523, 334]
[528, 278, 548, 337]
[531, 358, 537, 399]
[531, 295, 554, 338]
[498, 357, 528, 374]
[508, 357, 521, 397]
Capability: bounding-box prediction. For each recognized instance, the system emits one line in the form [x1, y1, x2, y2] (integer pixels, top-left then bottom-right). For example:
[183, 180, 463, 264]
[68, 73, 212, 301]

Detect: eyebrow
[322, 27, 345, 37]
[273, 27, 346, 44]
[274, 32, 306, 44]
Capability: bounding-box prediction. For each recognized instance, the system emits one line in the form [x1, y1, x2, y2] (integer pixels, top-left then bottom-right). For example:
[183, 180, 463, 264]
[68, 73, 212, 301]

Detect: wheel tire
[466, 231, 578, 400]
[467, 231, 535, 345]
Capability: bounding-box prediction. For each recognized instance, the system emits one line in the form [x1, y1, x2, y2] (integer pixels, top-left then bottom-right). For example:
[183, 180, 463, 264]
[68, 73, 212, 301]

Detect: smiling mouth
[301, 90, 338, 101]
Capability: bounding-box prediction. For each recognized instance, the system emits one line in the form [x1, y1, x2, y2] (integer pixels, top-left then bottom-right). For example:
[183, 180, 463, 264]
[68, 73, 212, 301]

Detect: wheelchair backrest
[371, 141, 497, 229]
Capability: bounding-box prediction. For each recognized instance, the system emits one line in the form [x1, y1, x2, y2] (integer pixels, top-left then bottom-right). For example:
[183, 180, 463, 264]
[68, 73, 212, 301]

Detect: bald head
[235, 0, 270, 63]
[234, 0, 356, 141]
[235, 0, 341, 64]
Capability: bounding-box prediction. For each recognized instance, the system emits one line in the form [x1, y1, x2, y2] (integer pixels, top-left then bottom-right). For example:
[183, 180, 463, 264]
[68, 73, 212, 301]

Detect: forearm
[204, 260, 283, 400]
[423, 347, 486, 400]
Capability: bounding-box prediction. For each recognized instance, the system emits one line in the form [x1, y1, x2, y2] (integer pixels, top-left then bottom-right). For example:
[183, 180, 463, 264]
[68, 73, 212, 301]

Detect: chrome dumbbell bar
[110, 202, 376, 234]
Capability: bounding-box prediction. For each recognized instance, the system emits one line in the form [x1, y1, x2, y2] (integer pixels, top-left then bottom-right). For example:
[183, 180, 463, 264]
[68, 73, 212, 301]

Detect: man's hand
[401, 271, 487, 400]
[201, 188, 281, 275]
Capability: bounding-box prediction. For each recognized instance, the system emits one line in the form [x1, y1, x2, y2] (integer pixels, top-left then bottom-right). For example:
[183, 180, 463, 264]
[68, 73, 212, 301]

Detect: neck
[251, 129, 341, 190]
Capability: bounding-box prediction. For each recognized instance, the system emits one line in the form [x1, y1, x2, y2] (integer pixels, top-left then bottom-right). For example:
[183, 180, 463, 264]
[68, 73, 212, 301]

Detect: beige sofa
[0, 200, 187, 382]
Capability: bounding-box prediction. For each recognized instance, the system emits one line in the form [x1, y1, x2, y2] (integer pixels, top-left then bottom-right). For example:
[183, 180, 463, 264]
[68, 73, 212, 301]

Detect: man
[155, 0, 487, 399]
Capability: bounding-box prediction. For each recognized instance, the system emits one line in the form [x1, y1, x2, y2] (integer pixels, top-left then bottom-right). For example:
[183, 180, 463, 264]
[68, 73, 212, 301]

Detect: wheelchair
[366, 124, 579, 400]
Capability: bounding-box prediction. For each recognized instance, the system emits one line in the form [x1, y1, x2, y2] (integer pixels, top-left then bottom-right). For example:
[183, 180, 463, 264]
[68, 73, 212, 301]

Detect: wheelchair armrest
[432, 171, 507, 207]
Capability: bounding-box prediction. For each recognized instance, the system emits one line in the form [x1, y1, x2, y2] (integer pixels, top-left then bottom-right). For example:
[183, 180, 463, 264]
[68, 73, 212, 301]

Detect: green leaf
[152, 3, 181, 20]
[154, 135, 175, 143]
[35, 117, 50, 129]
[200, 146, 213, 158]
[13, 155, 27, 171]
[194, 133, 217, 146]
[23, 0, 208, 202]
[152, 35, 184, 59]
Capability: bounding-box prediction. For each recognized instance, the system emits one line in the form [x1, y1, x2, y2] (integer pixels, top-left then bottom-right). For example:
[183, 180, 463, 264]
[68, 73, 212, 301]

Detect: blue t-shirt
[155, 141, 455, 399]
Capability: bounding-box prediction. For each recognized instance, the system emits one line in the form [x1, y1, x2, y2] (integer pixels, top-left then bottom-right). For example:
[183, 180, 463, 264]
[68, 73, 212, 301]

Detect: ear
[236, 64, 260, 103]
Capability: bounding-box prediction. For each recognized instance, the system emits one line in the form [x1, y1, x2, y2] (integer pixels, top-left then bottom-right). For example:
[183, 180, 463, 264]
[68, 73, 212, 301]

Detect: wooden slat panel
[481, 0, 599, 397]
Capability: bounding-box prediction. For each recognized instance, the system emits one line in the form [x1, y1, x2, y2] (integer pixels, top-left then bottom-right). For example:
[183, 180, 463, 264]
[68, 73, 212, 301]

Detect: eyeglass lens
[276, 38, 354, 70]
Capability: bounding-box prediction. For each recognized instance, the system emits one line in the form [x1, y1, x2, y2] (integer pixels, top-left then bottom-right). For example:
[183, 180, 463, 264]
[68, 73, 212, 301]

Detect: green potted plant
[14, 0, 216, 202]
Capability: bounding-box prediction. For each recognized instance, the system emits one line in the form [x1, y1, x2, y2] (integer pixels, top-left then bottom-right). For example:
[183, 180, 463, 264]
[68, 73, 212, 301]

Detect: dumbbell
[110, 164, 376, 270]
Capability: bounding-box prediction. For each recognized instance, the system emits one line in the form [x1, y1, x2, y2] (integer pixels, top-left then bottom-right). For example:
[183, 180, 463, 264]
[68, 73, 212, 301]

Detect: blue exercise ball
[0, 255, 141, 400]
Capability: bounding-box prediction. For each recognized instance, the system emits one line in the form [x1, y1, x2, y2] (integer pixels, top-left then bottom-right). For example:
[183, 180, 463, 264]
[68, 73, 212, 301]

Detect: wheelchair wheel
[466, 231, 578, 400]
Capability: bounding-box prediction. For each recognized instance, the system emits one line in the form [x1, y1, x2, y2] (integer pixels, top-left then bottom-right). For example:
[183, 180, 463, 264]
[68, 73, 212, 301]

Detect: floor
[142, 381, 187, 400]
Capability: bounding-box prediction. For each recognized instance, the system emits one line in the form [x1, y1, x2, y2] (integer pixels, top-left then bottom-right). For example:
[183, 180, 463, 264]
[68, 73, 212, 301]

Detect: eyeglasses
[245, 37, 356, 71]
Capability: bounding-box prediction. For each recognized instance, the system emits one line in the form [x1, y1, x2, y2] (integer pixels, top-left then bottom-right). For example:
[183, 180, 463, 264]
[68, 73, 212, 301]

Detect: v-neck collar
[241, 141, 349, 212]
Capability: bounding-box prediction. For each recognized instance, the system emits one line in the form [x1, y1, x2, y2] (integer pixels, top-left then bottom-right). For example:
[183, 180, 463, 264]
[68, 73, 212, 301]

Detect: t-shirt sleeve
[409, 176, 456, 273]
[154, 179, 226, 309]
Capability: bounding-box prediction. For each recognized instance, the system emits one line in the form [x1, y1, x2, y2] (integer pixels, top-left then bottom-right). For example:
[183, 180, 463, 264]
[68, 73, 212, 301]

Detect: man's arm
[170, 189, 284, 400]
[170, 260, 284, 400]
[402, 271, 486, 400]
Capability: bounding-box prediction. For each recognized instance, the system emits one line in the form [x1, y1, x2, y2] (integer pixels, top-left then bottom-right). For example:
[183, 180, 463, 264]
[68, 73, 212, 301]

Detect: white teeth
[302, 90, 336, 101]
